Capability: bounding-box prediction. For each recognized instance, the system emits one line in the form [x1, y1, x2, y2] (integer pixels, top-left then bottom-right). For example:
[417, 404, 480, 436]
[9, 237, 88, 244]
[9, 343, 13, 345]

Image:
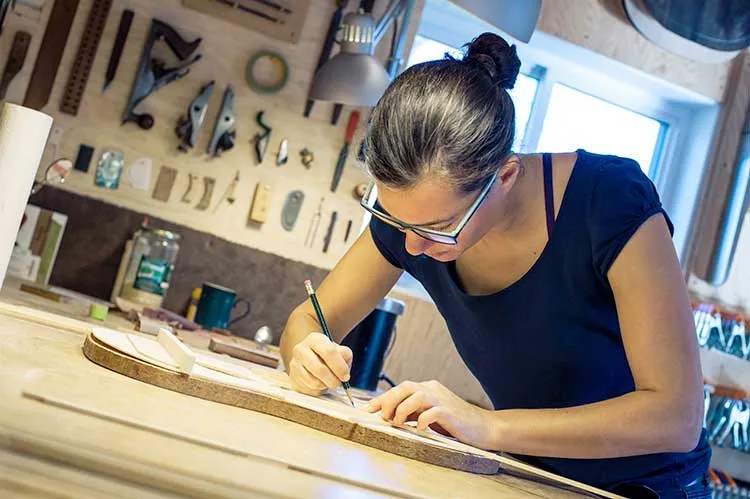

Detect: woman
[281, 33, 710, 497]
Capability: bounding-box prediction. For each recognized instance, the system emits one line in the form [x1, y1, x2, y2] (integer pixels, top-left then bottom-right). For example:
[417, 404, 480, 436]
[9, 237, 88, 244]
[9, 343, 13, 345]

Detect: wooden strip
[81, 331, 619, 497]
[19, 390, 419, 498]
[23, 0, 81, 109]
[83, 331, 499, 474]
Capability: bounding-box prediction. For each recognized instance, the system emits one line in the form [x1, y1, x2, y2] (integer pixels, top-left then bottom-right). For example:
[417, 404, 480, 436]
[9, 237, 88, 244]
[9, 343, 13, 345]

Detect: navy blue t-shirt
[370, 150, 710, 490]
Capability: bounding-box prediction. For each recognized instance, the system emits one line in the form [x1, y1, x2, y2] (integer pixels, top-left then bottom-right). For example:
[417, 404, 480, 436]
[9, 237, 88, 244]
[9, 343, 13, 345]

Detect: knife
[330, 110, 360, 193]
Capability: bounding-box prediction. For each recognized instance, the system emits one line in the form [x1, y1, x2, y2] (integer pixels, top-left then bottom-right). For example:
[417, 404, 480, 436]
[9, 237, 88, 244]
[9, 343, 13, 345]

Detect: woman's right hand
[288, 332, 353, 395]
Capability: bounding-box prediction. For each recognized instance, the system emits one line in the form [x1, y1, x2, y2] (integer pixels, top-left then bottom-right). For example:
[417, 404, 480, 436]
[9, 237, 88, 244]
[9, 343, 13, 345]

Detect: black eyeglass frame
[359, 170, 499, 245]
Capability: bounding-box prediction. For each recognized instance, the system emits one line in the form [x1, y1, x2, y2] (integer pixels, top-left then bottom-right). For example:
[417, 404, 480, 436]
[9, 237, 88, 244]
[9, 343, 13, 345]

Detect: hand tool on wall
[95, 149, 125, 190]
[196, 177, 216, 210]
[152, 166, 178, 202]
[0, 0, 12, 34]
[303, 0, 346, 118]
[207, 85, 235, 157]
[176, 81, 214, 152]
[23, 0, 80, 110]
[281, 190, 304, 231]
[73, 144, 94, 173]
[253, 111, 271, 164]
[127, 157, 153, 191]
[102, 9, 134, 93]
[245, 50, 289, 94]
[0, 30, 31, 99]
[216, 0, 281, 23]
[181, 173, 197, 203]
[122, 19, 202, 130]
[344, 219, 353, 243]
[213, 170, 240, 213]
[305, 197, 324, 248]
[322, 211, 338, 253]
[248, 183, 274, 224]
[276, 138, 288, 166]
[299, 147, 314, 168]
[331, 110, 360, 192]
[59, 0, 112, 115]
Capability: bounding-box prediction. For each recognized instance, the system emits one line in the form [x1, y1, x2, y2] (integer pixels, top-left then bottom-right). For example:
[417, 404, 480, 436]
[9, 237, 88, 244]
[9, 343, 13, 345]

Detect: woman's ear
[498, 155, 523, 193]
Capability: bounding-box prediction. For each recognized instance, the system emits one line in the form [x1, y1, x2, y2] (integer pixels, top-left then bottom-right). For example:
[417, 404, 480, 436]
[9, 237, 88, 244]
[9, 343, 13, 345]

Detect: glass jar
[119, 225, 180, 308]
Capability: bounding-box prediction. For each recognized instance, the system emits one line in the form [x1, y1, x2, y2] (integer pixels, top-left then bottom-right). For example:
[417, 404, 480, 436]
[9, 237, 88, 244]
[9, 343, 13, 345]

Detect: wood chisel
[0, 30, 31, 99]
[102, 9, 134, 93]
[23, 0, 80, 110]
[330, 110, 360, 193]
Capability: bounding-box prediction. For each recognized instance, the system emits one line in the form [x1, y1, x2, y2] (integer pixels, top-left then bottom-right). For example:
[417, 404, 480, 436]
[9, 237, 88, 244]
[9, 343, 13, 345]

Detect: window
[537, 84, 665, 175]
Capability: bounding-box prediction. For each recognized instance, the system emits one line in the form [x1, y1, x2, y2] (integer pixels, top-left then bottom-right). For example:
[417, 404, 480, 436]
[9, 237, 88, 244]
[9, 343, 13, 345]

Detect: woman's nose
[404, 231, 431, 256]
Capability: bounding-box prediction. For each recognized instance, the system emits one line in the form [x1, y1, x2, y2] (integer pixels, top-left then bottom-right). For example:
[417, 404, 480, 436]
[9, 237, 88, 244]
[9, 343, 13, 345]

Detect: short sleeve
[369, 215, 405, 269]
[589, 157, 674, 277]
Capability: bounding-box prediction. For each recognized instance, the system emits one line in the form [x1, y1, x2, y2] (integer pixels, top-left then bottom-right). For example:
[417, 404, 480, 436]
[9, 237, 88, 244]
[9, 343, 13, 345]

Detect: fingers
[289, 358, 325, 395]
[339, 345, 353, 368]
[392, 392, 427, 426]
[297, 344, 342, 390]
[309, 340, 351, 383]
[417, 406, 446, 432]
[372, 381, 419, 421]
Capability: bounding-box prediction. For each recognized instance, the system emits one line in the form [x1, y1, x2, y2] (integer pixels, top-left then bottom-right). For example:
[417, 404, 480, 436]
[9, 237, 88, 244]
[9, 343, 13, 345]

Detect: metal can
[120, 225, 180, 308]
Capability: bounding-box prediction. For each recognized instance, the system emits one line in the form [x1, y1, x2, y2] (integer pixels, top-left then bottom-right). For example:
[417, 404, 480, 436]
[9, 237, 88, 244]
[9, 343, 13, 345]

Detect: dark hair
[364, 32, 521, 193]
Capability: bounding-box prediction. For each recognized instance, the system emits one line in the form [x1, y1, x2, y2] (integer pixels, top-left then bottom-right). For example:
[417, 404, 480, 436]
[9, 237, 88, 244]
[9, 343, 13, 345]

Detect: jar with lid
[119, 224, 180, 308]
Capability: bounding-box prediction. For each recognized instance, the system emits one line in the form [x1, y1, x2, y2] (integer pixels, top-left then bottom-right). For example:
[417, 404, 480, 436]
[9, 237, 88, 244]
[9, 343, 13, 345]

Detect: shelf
[711, 444, 750, 482]
[700, 348, 750, 394]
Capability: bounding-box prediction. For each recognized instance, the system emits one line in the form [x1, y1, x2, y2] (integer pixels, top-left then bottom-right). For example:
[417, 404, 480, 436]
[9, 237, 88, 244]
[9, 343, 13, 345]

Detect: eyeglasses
[359, 170, 499, 245]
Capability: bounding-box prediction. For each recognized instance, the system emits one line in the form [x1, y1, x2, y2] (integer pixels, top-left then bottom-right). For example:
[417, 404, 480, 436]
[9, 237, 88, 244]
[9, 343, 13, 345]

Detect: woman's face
[376, 165, 515, 262]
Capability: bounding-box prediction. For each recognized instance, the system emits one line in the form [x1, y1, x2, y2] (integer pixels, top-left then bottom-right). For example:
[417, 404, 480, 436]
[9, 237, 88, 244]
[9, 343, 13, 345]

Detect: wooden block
[247, 183, 273, 224]
[157, 328, 195, 374]
[152, 166, 178, 202]
[208, 336, 280, 368]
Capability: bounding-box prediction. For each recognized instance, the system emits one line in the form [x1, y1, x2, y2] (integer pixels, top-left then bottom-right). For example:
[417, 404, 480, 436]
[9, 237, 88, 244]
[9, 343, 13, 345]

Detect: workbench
[0, 284, 600, 498]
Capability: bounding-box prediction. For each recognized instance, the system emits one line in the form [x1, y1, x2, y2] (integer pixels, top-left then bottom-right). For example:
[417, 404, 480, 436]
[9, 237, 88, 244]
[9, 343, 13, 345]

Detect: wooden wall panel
[537, 0, 733, 101]
[0, 0, 425, 271]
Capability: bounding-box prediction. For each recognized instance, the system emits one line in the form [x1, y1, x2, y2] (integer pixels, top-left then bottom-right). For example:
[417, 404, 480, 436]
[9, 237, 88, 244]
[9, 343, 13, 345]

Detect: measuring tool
[0, 31, 31, 99]
[103, 9, 134, 93]
[60, 0, 112, 115]
[23, 0, 80, 110]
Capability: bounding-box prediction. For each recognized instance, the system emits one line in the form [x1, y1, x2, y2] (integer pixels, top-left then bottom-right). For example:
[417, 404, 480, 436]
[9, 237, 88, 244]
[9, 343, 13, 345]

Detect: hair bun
[463, 33, 521, 90]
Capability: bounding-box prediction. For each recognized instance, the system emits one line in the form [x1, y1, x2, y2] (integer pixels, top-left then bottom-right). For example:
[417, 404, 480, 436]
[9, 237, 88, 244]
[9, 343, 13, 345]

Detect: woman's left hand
[366, 380, 496, 449]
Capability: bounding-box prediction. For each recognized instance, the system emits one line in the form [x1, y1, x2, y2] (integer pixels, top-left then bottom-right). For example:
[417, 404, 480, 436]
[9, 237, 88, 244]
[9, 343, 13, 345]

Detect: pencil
[304, 280, 356, 408]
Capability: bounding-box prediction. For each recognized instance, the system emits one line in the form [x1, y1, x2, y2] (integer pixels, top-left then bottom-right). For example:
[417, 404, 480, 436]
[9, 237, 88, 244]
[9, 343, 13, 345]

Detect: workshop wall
[1, 0, 424, 271]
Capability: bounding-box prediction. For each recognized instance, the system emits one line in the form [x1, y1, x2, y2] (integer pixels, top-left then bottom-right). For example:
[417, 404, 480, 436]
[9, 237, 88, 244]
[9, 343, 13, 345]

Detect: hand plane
[207, 85, 236, 158]
[122, 19, 202, 130]
[176, 81, 214, 152]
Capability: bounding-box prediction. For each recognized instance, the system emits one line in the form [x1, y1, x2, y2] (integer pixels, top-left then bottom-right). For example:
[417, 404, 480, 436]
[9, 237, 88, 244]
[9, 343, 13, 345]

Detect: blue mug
[194, 283, 251, 331]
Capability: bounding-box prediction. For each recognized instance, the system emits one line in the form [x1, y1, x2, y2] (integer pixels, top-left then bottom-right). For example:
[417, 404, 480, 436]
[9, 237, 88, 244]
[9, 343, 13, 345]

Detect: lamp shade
[309, 52, 391, 106]
[449, 0, 541, 43]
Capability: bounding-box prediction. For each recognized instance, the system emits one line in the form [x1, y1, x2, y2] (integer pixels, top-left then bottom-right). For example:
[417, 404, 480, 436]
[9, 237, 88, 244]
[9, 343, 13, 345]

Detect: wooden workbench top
[0, 295, 594, 498]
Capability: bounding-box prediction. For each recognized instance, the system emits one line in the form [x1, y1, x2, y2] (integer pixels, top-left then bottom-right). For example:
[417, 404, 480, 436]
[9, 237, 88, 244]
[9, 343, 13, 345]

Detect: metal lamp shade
[309, 52, 391, 107]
